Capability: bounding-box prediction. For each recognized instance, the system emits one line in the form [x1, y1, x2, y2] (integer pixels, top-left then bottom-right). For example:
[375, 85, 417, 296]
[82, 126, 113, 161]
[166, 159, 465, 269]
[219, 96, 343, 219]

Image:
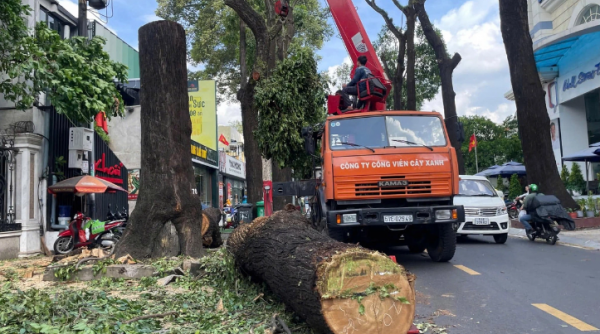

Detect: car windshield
[329, 115, 446, 150]
[458, 179, 497, 197]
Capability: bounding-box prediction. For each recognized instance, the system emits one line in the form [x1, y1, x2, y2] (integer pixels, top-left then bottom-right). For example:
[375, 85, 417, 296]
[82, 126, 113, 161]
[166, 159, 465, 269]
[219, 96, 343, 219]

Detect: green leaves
[0, 12, 128, 124]
[254, 46, 327, 178]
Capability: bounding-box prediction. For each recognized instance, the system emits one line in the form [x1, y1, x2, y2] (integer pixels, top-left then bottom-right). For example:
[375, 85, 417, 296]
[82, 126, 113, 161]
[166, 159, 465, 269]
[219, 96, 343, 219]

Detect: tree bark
[402, 4, 417, 111]
[114, 21, 206, 259]
[227, 209, 416, 334]
[499, 0, 577, 208]
[202, 209, 223, 248]
[415, 0, 465, 174]
[272, 163, 293, 211]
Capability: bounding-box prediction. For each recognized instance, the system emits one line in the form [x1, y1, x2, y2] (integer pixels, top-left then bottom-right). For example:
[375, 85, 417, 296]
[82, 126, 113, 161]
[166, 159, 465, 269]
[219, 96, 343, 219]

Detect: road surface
[384, 235, 600, 334]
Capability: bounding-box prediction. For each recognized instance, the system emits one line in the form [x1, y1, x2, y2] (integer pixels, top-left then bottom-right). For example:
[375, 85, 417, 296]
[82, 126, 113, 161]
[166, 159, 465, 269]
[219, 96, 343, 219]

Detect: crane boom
[326, 0, 390, 112]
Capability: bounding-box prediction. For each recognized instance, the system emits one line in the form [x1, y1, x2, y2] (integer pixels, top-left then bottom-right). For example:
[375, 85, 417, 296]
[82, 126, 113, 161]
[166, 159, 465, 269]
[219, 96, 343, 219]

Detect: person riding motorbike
[519, 184, 541, 235]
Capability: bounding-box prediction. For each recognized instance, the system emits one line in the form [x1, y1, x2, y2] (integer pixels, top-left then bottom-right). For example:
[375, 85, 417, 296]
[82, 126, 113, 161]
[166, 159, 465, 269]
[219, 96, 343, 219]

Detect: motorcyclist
[519, 184, 542, 234]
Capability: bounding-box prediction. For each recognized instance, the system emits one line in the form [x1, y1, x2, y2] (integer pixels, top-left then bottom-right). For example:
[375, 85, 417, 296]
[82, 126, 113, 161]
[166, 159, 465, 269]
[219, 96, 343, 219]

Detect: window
[458, 179, 497, 197]
[577, 5, 600, 25]
[329, 115, 447, 151]
[39, 8, 64, 38]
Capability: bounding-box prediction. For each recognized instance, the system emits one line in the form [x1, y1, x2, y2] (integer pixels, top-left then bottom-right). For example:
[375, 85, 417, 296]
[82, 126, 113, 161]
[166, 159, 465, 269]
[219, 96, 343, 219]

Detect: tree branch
[365, 0, 404, 40]
[449, 52, 461, 70]
[224, 0, 268, 48]
[123, 311, 178, 325]
[414, 0, 448, 61]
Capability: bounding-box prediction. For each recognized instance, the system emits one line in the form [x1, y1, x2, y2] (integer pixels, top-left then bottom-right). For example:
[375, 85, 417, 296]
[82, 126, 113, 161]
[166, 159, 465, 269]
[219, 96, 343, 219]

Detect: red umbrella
[48, 175, 127, 194]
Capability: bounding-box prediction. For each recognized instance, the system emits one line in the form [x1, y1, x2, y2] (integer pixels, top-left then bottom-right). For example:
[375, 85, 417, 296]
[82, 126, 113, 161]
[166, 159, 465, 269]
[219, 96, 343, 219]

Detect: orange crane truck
[273, 0, 465, 263]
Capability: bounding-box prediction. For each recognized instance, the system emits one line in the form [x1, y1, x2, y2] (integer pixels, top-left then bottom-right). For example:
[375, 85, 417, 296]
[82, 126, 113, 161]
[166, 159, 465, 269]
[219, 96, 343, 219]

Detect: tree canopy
[0, 0, 127, 124]
[460, 115, 523, 175]
[254, 47, 327, 179]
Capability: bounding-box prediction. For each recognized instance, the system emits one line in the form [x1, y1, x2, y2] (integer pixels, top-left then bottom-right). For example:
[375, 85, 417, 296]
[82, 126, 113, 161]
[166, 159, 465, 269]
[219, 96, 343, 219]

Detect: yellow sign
[188, 80, 217, 150]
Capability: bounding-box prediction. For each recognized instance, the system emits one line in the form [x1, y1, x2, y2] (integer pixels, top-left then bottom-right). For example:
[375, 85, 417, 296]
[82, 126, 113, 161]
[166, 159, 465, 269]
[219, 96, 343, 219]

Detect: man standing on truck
[340, 55, 371, 111]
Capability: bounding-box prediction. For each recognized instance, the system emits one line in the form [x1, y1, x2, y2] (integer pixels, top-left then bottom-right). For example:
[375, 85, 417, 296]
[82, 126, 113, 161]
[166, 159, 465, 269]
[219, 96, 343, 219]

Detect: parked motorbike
[507, 199, 522, 219]
[53, 212, 125, 254]
[106, 204, 128, 234]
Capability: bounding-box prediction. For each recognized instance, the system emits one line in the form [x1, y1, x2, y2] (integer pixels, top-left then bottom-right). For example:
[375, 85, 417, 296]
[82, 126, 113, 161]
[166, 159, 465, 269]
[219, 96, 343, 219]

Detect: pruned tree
[157, 0, 332, 204]
[373, 24, 441, 110]
[254, 46, 328, 182]
[414, 0, 465, 174]
[365, 0, 417, 110]
[114, 21, 206, 259]
[499, 0, 576, 208]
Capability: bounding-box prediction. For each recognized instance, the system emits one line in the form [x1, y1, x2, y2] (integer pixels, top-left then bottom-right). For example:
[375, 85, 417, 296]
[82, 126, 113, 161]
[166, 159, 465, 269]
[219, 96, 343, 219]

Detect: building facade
[507, 0, 600, 181]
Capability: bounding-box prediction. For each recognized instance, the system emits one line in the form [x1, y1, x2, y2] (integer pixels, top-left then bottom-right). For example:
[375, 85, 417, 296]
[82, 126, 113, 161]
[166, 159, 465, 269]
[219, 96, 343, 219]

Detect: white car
[453, 175, 510, 244]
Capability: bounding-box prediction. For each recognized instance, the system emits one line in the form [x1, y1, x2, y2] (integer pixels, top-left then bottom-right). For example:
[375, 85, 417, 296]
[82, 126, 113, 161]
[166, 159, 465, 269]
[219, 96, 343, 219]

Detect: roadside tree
[499, 0, 576, 207]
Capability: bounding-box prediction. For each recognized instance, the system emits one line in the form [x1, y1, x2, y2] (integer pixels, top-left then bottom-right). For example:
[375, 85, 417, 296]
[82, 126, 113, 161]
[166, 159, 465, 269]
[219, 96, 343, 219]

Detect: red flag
[219, 134, 229, 146]
[468, 134, 477, 153]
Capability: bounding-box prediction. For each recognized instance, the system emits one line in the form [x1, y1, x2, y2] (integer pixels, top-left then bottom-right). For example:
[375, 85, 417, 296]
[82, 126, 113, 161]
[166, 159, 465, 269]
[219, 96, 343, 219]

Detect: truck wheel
[493, 233, 508, 244]
[426, 224, 456, 262]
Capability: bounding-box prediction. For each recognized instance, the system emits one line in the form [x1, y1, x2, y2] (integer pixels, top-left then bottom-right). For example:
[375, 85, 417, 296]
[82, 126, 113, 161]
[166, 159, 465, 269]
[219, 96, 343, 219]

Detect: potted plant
[567, 208, 578, 219]
[586, 192, 595, 218]
[576, 199, 586, 218]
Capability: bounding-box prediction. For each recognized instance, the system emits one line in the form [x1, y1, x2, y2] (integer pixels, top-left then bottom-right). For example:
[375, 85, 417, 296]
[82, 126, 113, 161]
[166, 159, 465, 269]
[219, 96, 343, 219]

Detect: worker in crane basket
[340, 55, 371, 112]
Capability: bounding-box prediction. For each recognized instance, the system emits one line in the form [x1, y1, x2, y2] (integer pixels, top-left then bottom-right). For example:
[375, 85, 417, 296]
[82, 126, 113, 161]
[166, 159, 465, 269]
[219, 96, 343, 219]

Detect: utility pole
[78, 0, 95, 217]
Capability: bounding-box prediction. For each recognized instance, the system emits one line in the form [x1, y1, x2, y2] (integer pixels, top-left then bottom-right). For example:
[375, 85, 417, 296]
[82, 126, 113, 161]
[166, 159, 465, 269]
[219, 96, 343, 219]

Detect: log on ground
[201, 210, 222, 248]
[227, 209, 416, 334]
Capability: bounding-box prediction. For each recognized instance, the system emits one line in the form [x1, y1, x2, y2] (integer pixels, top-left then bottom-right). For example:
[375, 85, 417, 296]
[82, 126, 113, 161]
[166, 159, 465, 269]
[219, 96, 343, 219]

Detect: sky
[57, 0, 515, 126]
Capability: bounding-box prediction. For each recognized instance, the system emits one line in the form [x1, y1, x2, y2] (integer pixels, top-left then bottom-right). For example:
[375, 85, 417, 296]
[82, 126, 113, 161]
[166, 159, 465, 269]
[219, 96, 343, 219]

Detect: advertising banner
[128, 169, 140, 200]
[188, 80, 217, 150]
[550, 118, 562, 171]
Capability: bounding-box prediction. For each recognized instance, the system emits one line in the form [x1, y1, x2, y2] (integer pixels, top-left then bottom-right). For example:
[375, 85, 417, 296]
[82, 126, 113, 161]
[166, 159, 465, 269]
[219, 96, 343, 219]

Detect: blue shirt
[348, 66, 372, 87]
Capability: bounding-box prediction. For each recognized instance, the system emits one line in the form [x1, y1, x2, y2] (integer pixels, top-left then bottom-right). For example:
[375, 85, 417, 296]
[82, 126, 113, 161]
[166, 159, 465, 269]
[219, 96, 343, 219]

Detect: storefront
[218, 151, 246, 207]
[191, 141, 219, 208]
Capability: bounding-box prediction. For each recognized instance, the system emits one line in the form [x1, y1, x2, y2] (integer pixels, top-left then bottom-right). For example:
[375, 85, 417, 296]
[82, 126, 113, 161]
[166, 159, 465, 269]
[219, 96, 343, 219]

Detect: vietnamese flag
[219, 134, 229, 146]
[468, 134, 477, 152]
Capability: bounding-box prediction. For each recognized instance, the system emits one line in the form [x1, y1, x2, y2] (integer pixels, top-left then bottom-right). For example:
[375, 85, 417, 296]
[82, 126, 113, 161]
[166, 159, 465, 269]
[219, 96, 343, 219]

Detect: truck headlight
[342, 214, 357, 223]
[435, 210, 452, 220]
[497, 207, 507, 215]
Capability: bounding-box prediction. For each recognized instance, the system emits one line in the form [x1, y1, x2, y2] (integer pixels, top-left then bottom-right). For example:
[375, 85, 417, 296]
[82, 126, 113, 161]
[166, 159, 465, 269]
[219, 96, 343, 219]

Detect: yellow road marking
[453, 265, 481, 275]
[532, 304, 599, 331]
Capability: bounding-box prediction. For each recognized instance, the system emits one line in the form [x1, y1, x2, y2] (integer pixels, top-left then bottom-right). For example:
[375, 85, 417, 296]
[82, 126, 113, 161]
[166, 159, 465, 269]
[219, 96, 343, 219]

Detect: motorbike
[525, 194, 575, 246]
[507, 199, 522, 219]
[53, 212, 125, 254]
[106, 204, 128, 234]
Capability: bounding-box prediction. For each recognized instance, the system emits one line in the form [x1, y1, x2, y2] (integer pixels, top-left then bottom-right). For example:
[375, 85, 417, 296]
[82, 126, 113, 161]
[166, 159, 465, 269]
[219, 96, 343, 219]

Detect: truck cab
[301, 110, 465, 262]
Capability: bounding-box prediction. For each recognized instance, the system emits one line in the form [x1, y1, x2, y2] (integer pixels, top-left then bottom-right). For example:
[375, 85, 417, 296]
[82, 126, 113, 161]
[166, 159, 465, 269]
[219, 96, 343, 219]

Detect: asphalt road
[383, 235, 600, 334]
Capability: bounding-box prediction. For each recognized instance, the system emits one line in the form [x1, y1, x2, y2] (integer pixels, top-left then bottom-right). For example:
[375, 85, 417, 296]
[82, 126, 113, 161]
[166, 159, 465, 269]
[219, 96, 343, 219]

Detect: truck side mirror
[302, 126, 316, 155]
[457, 122, 465, 143]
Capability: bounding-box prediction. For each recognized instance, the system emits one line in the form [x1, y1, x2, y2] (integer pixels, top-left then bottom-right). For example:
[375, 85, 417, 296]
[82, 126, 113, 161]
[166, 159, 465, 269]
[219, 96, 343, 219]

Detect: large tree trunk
[499, 0, 577, 208]
[227, 209, 416, 334]
[404, 5, 417, 111]
[393, 39, 407, 110]
[114, 21, 205, 259]
[272, 163, 293, 211]
[415, 0, 465, 174]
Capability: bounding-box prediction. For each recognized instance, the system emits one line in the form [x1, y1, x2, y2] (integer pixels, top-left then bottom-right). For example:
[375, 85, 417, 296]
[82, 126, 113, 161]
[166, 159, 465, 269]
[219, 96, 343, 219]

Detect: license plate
[384, 215, 413, 223]
[473, 218, 490, 225]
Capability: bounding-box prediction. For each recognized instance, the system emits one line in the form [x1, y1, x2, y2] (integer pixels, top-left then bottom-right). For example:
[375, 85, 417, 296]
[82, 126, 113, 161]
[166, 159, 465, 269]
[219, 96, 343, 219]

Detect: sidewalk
[509, 227, 600, 250]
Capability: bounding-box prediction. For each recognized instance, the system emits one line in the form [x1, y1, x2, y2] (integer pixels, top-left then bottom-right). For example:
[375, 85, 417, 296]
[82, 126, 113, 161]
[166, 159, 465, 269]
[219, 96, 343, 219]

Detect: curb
[509, 228, 600, 251]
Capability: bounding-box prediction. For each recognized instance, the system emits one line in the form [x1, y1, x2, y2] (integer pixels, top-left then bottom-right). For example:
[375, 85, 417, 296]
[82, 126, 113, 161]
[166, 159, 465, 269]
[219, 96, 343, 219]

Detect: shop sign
[94, 153, 124, 184]
[188, 80, 217, 150]
[128, 169, 140, 200]
[224, 155, 245, 179]
[191, 140, 218, 167]
[563, 63, 600, 91]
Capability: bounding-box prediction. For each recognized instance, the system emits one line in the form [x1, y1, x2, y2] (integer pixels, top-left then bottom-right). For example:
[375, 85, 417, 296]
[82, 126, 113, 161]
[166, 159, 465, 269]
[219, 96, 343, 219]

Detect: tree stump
[201, 210, 222, 248]
[227, 209, 416, 334]
[114, 21, 206, 259]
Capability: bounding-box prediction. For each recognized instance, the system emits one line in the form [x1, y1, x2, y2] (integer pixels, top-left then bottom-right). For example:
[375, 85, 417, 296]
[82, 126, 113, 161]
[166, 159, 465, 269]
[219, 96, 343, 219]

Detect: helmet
[529, 184, 538, 192]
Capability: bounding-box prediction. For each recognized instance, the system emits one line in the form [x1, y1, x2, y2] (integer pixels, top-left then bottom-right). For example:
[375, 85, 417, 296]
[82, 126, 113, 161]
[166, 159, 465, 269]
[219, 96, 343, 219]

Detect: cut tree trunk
[415, 0, 465, 174]
[227, 209, 416, 334]
[403, 4, 417, 111]
[114, 21, 206, 259]
[202, 208, 223, 248]
[499, 0, 577, 208]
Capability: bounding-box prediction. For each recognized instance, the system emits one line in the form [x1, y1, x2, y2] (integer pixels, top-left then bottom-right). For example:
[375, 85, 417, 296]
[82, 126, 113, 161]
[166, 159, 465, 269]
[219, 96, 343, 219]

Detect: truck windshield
[458, 179, 497, 197]
[329, 115, 446, 150]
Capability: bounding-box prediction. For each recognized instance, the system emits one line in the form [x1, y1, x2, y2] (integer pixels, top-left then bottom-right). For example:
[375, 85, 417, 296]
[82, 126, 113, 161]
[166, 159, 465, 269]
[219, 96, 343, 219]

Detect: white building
[506, 0, 600, 181]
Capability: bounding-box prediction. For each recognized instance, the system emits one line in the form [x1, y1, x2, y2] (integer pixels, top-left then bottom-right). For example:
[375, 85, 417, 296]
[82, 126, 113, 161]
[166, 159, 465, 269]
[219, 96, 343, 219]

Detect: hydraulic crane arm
[326, 0, 387, 80]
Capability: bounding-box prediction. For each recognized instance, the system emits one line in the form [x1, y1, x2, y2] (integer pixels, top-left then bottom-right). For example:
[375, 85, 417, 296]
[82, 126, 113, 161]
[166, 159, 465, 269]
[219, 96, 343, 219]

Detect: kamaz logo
[378, 180, 409, 187]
